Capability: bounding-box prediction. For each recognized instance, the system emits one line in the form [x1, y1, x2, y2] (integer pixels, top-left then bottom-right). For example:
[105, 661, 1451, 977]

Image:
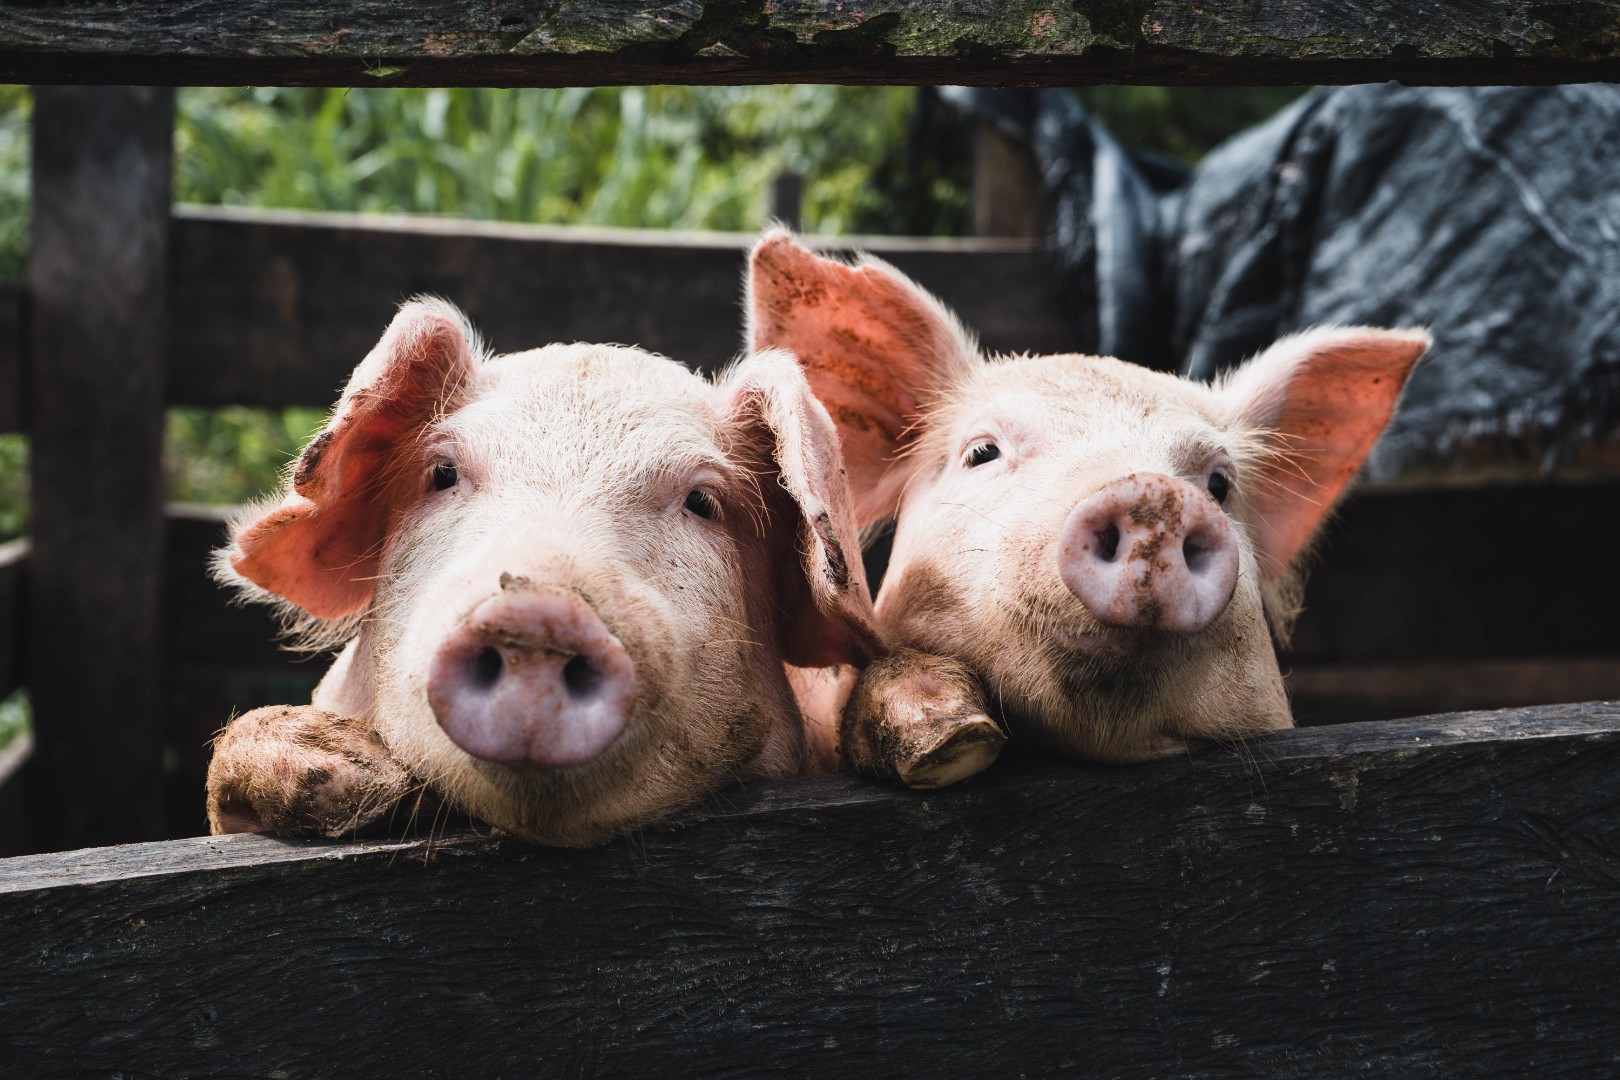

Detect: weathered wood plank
[167, 206, 1073, 409]
[0, 537, 23, 702]
[1287, 658, 1620, 726]
[1284, 480, 1620, 665]
[25, 87, 173, 852]
[2, 702, 1619, 1076]
[974, 121, 1046, 239]
[1, 1, 1618, 87]
[0, 285, 25, 434]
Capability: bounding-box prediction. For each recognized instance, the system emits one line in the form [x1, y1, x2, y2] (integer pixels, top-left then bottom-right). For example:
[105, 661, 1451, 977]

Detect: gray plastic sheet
[949, 85, 1620, 480]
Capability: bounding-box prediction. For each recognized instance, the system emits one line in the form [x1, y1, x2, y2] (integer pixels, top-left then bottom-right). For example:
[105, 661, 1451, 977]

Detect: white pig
[748, 231, 1428, 763]
[206, 297, 893, 846]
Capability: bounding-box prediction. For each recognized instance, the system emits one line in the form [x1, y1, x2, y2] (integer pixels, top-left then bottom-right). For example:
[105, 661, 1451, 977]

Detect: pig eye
[964, 441, 1001, 468]
[683, 489, 719, 520]
[432, 462, 458, 491]
[1207, 471, 1231, 505]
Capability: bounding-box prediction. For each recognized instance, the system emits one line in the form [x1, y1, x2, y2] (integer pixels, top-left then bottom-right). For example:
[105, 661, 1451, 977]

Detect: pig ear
[223, 298, 479, 619]
[1221, 326, 1430, 578]
[747, 228, 978, 527]
[723, 349, 884, 668]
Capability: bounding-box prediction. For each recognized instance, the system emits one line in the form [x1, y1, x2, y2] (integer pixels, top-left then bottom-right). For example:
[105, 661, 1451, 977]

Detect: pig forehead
[944, 354, 1218, 432]
[446, 344, 727, 460]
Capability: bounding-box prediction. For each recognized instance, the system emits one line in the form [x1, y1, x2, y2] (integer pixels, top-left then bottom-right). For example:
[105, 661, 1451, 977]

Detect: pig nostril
[471, 646, 504, 690]
[1184, 536, 1209, 574]
[1095, 523, 1120, 562]
[562, 654, 599, 698]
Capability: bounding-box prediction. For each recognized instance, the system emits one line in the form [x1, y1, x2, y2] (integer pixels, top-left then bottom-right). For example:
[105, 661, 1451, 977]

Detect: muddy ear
[723, 349, 884, 668]
[1221, 326, 1430, 578]
[221, 298, 479, 619]
[747, 227, 978, 527]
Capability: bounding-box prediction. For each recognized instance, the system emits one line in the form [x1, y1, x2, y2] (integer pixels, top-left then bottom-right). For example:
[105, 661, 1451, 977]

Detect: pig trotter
[841, 649, 1005, 789]
[207, 705, 418, 838]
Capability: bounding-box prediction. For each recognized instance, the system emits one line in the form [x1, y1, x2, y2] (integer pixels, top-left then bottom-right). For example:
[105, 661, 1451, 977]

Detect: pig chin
[371, 579, 772, 847]
[988, 578, 1288, 763]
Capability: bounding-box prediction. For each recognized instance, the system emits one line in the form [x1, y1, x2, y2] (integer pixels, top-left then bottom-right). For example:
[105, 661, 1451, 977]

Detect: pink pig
[206, 297, 900, 846]
[748, 232, 1428, 763]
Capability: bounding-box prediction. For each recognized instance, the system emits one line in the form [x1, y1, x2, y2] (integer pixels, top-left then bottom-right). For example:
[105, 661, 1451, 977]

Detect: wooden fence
[0, 3, 1618, 1071]
[2, 202, 1616, 847]
[4, 702, 1619, 1075]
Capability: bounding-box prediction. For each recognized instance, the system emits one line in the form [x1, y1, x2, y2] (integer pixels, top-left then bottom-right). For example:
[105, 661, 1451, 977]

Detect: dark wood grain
[3, 702, 1619, 1076]
[162, 506, 325, 839]
[25, 87, 173, 853]
[0, 1, 1618, 86]
[1285, 480, 1620, 665]
[167, 206, 1074, 408]
[0, 285, 25, 433]
[974, 121, 1046, 239]
[0, 538, 22, 702]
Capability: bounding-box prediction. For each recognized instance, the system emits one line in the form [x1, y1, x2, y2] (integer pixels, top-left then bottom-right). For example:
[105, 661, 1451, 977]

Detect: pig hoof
[896, 714, 1005, 790]
[207, 705, 415, 839]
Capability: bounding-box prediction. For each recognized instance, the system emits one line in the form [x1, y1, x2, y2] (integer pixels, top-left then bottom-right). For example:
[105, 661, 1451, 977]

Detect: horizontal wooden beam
[1283, 480, 1620, 665]
[2, 2, 1619, 87]
[4, 702, 1619, 1074]
[167, 206, 1073, 409]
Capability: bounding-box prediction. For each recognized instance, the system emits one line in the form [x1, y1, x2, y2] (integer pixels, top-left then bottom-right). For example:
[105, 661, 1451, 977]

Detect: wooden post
[973, 121, 1045, 239]
[26, 87, 173, 851]
[768, 170, 804, 232]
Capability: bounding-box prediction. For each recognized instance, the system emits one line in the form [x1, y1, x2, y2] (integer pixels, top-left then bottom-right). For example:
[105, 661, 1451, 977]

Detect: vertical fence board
[25, 87, 173, 852]
[0, 285, 25, 433]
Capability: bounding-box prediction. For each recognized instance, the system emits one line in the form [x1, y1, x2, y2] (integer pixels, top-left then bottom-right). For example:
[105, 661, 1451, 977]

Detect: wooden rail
[4, 702, 1619, 1075]
[167, 207, 1073, 409]
[1, 1, 1619, 87]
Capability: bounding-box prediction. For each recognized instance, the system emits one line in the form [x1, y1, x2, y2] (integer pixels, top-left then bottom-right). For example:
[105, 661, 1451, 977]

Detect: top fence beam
[1, 1, 1618, 88]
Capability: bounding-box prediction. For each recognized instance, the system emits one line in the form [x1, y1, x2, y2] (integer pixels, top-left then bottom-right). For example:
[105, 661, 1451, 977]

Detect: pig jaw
[877, 547, 1290, 763]
[353, 545, 803, 848]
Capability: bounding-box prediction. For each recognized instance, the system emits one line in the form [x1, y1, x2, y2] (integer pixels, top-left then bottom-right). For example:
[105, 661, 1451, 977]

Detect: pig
[205, 296, 907, 846]
[747, 231, 1428, 763]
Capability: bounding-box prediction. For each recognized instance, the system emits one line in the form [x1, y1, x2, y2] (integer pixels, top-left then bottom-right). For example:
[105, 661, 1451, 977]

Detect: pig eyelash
[962, 440, 1001, 468]
[682, 488, 722, 522]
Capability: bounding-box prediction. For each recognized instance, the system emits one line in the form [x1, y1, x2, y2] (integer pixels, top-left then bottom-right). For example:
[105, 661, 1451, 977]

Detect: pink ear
[747, 228, 977, 527]
[226, 298, 478, 619]
[1221, 326, 1430, 578]
[723, 349, 884, 668]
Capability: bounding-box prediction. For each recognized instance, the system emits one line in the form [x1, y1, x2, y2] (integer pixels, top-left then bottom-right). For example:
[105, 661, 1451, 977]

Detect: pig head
[214, 297, 878, 845]
[749, 232, 1426, 762]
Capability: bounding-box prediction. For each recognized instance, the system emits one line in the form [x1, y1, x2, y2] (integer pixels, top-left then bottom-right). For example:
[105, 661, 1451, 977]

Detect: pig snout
[1058, 473, 1239, 635]
[428, 587, 636, 767]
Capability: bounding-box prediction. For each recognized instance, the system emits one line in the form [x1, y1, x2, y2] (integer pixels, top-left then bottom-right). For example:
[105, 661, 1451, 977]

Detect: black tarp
[949, 85, 1620, 481]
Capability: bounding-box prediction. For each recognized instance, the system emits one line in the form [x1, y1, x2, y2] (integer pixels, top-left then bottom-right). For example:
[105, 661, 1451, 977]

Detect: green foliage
[0, 689, 26, 749]
[0, 86, 28, 285]
[0, 435, 23, 540]
[165, 407, 326, 508]
[1074, 86, 1308, 164]
[175, 86, 967, 236]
